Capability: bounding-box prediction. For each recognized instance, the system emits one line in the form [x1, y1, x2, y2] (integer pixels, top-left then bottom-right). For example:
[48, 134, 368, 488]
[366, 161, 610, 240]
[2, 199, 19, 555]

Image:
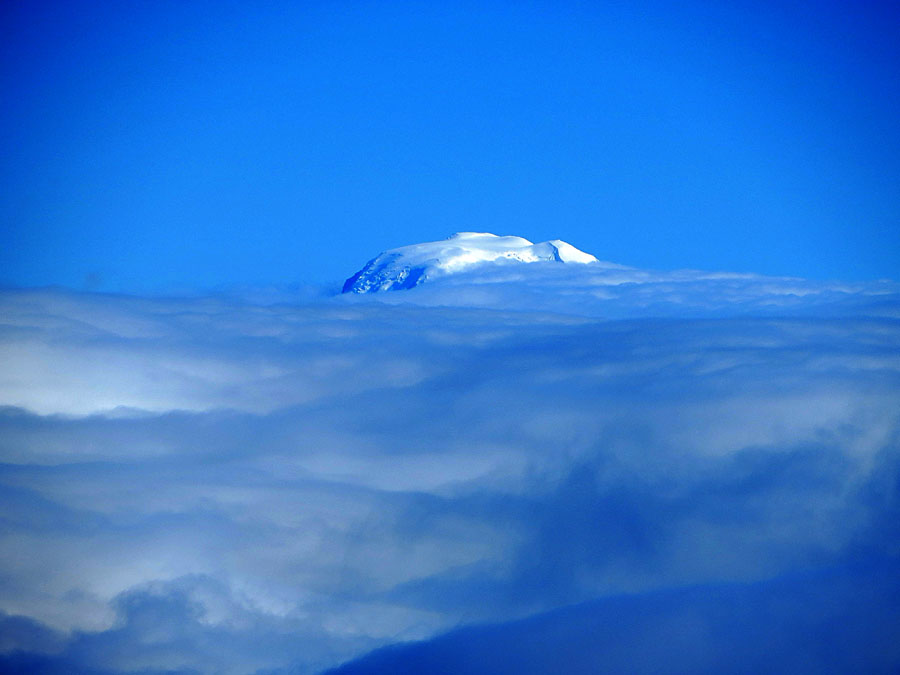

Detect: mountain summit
[342, 232, 598, 293]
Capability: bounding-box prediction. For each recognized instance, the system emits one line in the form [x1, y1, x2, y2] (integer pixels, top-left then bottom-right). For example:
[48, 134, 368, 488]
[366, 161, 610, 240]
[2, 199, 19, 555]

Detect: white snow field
[342, 232, 601, 293]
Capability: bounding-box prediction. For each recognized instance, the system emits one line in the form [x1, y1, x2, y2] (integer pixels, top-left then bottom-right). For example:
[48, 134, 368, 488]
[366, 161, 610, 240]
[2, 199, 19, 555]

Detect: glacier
[342, 232, 599, 293]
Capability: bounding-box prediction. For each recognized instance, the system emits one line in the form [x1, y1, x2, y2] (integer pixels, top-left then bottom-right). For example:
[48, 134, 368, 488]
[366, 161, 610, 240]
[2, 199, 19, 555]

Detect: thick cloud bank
[0, 268, 898, 673]
[327, 562, 900, 675]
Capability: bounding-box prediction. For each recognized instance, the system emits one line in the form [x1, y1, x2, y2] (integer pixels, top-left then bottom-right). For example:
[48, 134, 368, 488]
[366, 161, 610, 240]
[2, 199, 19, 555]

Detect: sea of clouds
[1, 264, 898, 673]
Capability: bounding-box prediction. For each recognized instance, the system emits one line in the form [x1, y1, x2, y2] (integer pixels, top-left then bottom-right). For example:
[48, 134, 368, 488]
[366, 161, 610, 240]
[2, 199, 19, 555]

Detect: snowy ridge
[342, 232, 598, 293]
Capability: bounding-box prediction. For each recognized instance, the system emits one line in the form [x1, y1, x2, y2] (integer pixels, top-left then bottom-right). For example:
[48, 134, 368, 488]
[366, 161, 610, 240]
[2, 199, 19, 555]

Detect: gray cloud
[0, 274, 898, 673]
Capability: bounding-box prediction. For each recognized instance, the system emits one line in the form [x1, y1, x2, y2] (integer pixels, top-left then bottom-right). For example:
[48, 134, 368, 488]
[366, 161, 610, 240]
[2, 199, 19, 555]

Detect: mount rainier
[342, 232, 598, 293]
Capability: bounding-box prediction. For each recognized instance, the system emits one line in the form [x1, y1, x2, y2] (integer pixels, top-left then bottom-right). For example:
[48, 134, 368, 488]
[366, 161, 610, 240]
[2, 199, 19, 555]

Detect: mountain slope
[342, 232, 598, 293]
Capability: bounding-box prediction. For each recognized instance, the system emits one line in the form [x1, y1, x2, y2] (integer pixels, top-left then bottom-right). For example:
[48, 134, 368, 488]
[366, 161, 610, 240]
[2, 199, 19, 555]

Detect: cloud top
[0, 271, 898, 673]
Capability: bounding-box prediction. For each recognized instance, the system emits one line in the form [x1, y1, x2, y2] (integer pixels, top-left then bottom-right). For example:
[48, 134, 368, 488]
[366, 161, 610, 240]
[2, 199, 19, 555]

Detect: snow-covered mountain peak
[342, 233, 599, 293]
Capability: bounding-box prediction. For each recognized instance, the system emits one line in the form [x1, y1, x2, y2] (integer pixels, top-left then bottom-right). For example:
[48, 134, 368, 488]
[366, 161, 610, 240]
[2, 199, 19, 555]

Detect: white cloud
[0, 274, 898, 673]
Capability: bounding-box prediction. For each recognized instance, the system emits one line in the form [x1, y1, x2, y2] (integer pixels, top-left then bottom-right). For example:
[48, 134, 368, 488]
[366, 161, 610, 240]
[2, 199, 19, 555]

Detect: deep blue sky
[2, 0, 898, 292]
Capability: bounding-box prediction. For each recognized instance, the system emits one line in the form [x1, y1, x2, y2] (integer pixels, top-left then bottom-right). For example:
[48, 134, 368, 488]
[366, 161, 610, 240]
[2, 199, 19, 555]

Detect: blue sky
[2, 0, 898, 292]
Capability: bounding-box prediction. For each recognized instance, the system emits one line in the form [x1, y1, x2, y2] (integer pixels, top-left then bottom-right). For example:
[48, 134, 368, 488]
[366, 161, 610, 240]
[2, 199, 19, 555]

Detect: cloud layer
[1, 270, 898, 673]
[327, 560, 900, 675]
